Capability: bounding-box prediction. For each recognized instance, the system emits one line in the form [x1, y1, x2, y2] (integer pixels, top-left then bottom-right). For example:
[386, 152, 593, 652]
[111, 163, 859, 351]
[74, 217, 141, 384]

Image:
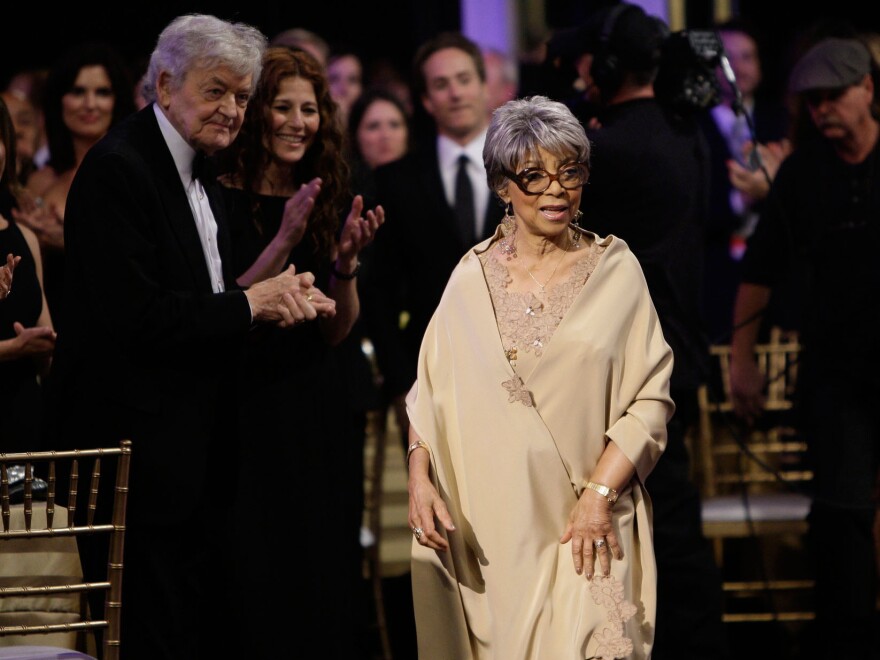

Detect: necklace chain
[524, 233, 571, 292]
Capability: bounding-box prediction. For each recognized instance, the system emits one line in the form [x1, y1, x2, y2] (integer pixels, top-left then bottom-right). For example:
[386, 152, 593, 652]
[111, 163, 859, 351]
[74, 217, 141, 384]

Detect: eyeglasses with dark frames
[504, 162, 590, 195]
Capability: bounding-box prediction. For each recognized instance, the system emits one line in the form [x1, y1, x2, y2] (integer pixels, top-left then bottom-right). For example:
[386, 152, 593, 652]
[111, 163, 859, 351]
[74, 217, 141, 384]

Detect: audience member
[566, 4, 731, 658]
[44, 15, 337, 659]
[270, 26, 331, 67]
[0, 88, 41, 187]
[364, 31, 503, 450]
[0, 69, 47, 218]
[722, 23, 879, 343]
[347, 86, 412, 208]
[15, 42, 135, 331]
[481, 46, 519, 116]
[216, 45, 383, 657]
[3, 68, 48, 170]
[327, 43, 364, 127]
[729, 36, 880, 658]
[406, 93, 673, 659]
[699, 18, 791, 343]
[0, 96, 55, 452]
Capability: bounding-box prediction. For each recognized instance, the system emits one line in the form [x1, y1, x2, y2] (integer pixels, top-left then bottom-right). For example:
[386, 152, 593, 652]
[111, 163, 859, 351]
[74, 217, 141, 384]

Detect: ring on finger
[411, 526, 423, 540]
[594, 538, 606, 549]
[306, 293, 313, 302]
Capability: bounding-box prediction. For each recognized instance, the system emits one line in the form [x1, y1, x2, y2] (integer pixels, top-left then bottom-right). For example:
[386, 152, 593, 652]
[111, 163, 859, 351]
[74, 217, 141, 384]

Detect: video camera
[654, 29, 727, 114]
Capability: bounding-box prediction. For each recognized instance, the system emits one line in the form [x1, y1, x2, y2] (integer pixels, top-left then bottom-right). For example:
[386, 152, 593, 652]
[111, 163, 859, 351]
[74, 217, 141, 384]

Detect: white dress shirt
[438, 131, 491, 239]
[153, 104, 226, 293]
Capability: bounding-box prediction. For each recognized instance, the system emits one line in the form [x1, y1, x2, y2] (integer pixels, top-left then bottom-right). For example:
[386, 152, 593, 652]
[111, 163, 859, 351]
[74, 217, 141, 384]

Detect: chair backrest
[696, 327, 811, 499]
[0, 440, 132, 660]
[695, 329, 815, 624]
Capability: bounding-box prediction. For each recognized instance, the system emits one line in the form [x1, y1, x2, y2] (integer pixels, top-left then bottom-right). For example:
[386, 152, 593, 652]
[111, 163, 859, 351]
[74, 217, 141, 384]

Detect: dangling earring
[498, 202, 518, 260]
[570, 209, 583, 248]
[502, 202, 515, 229]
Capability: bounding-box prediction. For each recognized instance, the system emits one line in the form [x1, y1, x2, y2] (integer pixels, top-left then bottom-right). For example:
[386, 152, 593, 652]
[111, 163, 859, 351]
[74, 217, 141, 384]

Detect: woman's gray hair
[483, 95, 591, 196]
[142, 14, 267, 104]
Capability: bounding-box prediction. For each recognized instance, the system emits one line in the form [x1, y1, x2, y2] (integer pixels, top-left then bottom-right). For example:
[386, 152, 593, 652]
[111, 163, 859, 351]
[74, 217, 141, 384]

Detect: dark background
[2, 0, 460, 89]
[4, 1, 878, 97]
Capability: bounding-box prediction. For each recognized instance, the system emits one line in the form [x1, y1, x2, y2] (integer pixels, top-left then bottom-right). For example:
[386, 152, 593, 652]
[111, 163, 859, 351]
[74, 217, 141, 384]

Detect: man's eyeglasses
[504, 162, 590, 195]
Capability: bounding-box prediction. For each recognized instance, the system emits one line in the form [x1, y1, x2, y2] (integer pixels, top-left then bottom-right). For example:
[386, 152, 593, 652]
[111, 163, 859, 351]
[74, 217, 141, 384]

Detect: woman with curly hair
[217, 45, 383, 657]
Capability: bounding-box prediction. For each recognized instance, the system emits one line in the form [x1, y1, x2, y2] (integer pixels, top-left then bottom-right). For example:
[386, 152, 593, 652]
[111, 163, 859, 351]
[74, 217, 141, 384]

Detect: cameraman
[559, 4, 730, 659]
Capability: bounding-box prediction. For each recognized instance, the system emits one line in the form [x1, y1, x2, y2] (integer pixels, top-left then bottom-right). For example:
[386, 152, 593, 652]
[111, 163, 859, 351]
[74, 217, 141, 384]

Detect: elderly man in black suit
[45, 14, 334, 659]
[364, 32, 505, 446]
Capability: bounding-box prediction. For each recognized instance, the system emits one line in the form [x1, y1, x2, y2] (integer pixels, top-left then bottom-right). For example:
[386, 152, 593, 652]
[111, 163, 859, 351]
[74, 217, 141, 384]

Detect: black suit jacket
[363, 137, 503, 397]
[583, 98, 710, 391]
[46, 106, 252, 524]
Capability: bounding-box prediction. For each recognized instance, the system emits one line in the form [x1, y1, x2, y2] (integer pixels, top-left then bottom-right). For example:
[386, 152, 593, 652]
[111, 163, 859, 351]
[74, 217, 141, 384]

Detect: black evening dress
[0, 221, 46, 453]
[222, 188, 373, 658]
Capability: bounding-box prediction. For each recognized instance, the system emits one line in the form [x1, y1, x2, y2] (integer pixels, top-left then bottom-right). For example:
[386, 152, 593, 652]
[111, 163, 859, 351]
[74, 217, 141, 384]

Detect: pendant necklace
[525, 234, 571, 295]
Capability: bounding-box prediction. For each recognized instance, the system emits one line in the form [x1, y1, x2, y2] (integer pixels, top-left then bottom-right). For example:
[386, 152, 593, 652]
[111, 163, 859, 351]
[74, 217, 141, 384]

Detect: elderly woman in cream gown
[405, 96, 674, 660]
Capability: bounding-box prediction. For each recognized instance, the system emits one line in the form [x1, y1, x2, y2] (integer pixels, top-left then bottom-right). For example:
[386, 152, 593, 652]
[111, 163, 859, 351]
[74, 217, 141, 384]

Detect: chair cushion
[701, 493, 812, 523]
[0, 648, 95, 659]
[0, 506, 84, 650]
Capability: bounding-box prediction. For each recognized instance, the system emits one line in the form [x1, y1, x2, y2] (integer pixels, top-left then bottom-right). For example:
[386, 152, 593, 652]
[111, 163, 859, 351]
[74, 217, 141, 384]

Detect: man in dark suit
[45, 14, 335, 659]
[364, 32, 504, 445]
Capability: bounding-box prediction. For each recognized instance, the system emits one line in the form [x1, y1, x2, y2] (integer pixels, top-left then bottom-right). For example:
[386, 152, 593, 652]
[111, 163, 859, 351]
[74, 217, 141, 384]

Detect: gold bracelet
[406, 440, 429, 468]
[585, 480, 619, 505]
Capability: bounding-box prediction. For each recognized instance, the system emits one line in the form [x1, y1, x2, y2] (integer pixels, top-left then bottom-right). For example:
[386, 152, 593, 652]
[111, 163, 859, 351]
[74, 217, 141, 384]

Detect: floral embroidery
[590, 573, 626, 609]
[502, 375, 534, 407]
[480, 238, 605, 406]
[591, 625, 634, 660]
[587, 575, 637, 659]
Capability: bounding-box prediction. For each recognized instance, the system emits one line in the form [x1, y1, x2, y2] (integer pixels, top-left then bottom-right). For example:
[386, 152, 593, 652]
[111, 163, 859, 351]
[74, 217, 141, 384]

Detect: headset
[589, 3, 636, 94]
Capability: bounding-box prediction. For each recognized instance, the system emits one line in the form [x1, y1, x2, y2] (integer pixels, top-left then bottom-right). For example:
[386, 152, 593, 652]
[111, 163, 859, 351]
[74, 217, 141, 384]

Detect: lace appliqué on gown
[588, 575, 638, 659]
[482, 239, 604, 406]
[502, 374, 534, 406]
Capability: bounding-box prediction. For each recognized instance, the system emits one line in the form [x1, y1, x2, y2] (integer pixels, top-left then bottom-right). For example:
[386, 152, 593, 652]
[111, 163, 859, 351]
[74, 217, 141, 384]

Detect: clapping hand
[245, 264, 336, 327]
[336, 195, 384, 265]
[0, 253, 20, 299]
[12, 203, 65, 251]
[279, 177, 322, 248]
[11, 321, 56, 358]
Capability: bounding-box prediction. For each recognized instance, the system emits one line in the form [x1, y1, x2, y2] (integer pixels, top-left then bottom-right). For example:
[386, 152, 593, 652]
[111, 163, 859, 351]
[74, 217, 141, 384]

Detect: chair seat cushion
[701, 493, 812, 523]
[0, 648, 95, 659]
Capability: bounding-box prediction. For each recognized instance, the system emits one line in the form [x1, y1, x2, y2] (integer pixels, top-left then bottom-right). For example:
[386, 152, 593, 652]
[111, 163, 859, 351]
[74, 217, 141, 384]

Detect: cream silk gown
[406, 228, 674, 660]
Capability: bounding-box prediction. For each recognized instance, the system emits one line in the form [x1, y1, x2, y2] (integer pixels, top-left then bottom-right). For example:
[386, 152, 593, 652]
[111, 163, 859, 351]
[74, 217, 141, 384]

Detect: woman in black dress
[218, 46, 383, 658]
[0, 96, 55, 453]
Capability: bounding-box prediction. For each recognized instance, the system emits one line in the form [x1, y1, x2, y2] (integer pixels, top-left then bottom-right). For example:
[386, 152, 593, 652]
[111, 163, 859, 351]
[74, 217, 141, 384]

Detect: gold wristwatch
[585, 481, 619, 505]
